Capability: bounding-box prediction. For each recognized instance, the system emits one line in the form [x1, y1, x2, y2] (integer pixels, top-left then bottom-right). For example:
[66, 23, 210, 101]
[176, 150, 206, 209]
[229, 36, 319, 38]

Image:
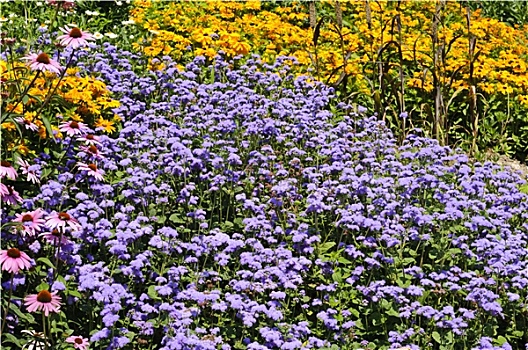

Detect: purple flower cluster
[4, 42, 528, 349]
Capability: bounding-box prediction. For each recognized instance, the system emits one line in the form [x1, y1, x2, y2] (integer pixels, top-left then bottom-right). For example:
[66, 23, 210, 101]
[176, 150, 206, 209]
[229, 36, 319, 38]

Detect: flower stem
[0, 273, 14, 336]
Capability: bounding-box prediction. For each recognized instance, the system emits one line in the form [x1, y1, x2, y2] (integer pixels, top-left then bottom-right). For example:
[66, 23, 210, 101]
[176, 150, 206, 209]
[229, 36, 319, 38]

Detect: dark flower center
[88, 145, 98, 154]
[24, 119, 31, 125]
[22, 214, 33, 222]
[69, 121, 79, 129]
[58, 212, 71, 221]
[36, 290, 52, 303]
[74, 337, 83, 344]
[88, 163, 97, 171]
[36, 53, 51, 64]
[86, 134, 94, 140]
[51, 229, 61, 237]
[69, 27, 82, 38]
[1, 160, 11, 167]
[7, 248, 21, 258]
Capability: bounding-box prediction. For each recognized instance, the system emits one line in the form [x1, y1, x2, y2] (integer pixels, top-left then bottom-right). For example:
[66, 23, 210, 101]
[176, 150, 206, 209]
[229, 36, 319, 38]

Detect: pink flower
[2, 185, 23, 205]
[77, 162, 104, 181]
[57, 26, 95, 49]
[0, 248, 32, 274]
[66, 335, 89, 350]
[14, 117, 39, 131]
[59, 121, 89, 137]
[0, 183, 8, 197]
[13, 209, 46, 236]
[17, 158, 40, 184]
[40, 228, 71, 246]
[77, 134, 102, 146]
[24, 290, 62, 316]
[79, 144, 104, 159]
[0, 160, 17, 180]
[22, 52, 62, 75]
[46, 211, 82, 232]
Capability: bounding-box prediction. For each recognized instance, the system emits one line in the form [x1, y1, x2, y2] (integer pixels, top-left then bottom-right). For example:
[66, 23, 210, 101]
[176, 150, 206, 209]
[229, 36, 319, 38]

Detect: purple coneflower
[2, 185, 23, 205]
[57, 26, 95, 48]
[77, 162, 104, 181]
[46, 211, 82, 232]
[22, 52, 62, 74]
[77, 134, 102, 146]
[17, 158, 40, 184]
[0, 248, 32, 274]
[14, 117, 39, 131]
[24, 290, 62, 316]
[66, 335, 89, 350]
[59, 121, 89, 136]
[80, 144, 104, 159]
[13, 209, 46, 235]
[41, 228, 71, 246]
[0, 160, 17, 180]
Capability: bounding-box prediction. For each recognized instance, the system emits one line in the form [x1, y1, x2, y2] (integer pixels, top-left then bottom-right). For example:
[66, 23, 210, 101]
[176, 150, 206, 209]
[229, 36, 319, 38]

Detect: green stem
[0, 273, 14, 335]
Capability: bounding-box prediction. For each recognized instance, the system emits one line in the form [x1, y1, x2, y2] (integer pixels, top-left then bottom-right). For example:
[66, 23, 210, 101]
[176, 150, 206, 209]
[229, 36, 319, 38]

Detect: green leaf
[318, 242, 336, 254]
[9, 302, 35, 324]
[68, 289, 82, 298]
[3, 333, 21, 347]
[432, 331, 441, 344]
[37, 282, 50, 292]
[169, 213, 184, 224]
[37, 257, 55, 269]
[148, 285, 160, 300]
[41, 115, 54, 140]
[496, 336, 508, 346]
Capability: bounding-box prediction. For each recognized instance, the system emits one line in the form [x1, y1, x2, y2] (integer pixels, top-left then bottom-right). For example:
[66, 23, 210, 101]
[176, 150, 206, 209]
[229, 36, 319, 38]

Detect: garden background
[2, 0, 528, 349]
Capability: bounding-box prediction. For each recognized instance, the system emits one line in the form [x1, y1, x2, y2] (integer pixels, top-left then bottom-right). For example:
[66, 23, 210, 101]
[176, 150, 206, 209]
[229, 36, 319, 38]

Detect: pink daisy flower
[77, 134, 102, 146]
[17, 158, 40, 184]
[79, 144, 104, 159]
[46, 211, 82, 232]
[24, 290, 62, 316]
[22, 52, 62, 75]
[0, 248, 32, 274]
[77, 162, 104, 181]
[59, 121, 89, 137]
[57, 26, 95, 49]
[0, 183, 8, 196]
[66, 335, 89, 350]
[0, 160, 18, 180]
[40, 228, 71, 246]
[2, 185, 23, 205]
[13, 209, 46, 236]
[14, 117, 39, 132]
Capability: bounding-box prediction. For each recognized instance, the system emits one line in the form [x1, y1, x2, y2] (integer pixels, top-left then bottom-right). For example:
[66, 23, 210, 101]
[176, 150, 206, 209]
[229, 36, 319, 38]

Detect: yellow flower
[97, 97, 121, 109]
[1, 122, 16, 131]
[95, 117, 116, 133]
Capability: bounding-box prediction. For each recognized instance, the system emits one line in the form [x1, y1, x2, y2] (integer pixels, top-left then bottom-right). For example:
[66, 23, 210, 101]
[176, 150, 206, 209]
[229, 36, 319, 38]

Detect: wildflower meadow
[2, 1, 528, 350]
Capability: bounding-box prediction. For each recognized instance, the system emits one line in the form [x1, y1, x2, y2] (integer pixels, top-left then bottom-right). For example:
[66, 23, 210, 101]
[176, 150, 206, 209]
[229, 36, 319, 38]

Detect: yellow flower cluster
[1, 62, 120, 155]
[129, 0, 528, 106]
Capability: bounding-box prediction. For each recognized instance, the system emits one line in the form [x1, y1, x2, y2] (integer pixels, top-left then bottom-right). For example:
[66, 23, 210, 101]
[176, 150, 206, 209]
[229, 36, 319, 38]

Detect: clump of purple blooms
[2, 42, 528, 350]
